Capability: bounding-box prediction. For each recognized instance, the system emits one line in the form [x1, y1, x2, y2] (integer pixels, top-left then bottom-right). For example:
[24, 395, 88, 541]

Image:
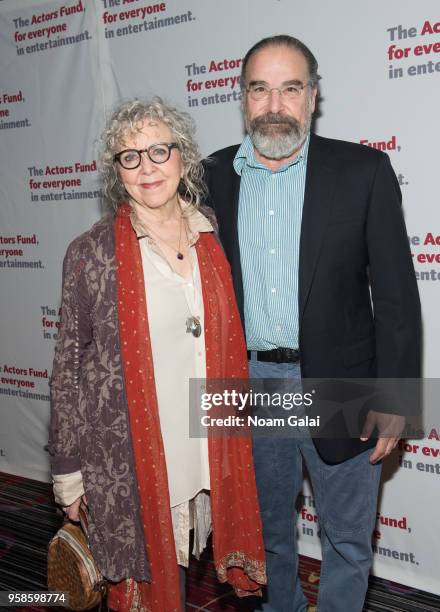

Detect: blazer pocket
[343, 336, 376, 368]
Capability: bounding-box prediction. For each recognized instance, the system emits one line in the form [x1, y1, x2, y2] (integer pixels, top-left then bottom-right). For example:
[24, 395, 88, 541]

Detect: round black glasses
[114, 143, 179, 169]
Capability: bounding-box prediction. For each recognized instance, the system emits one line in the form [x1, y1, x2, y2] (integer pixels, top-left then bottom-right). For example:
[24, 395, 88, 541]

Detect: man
[203, 35, 421, 611]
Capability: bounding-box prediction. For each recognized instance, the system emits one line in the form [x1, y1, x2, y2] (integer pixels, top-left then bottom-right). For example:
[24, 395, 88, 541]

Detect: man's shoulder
[205, 144, 240, 167]
[202, 145, 240, 197]
[312, 134, 388, 164]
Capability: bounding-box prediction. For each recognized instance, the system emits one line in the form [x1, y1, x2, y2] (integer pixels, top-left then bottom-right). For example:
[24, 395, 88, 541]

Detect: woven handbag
[47, 506, 107, 610]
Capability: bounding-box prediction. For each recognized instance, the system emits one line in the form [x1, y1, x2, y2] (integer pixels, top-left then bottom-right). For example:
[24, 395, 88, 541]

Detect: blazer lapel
[299, 134, 338, 323]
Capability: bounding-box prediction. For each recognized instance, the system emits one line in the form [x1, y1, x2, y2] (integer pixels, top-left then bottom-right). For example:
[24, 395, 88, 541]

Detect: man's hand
[360, 411, 406, 464]
[62, 494, 87, 521]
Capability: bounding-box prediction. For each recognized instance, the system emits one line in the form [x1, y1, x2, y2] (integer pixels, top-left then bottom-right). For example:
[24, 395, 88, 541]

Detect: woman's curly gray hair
[99, 97, 206, 209]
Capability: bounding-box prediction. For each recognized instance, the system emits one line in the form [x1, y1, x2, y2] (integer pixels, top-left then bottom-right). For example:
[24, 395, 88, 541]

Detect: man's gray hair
[99, 97, 206, 209]
[240, 34, 321, 89]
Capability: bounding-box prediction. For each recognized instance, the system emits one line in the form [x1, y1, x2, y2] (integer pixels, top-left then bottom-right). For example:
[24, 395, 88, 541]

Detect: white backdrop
[0, 0, 439, 595]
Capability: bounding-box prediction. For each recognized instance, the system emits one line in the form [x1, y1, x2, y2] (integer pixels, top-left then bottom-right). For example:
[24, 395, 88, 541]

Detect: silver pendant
[186, 316, 202, 338]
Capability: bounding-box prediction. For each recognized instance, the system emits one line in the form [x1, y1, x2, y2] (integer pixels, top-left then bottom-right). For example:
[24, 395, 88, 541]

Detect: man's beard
[245, 109, 312, 160]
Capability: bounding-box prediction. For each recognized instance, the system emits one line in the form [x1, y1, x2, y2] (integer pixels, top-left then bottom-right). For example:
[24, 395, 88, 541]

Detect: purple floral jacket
[48, 214, 150, 581]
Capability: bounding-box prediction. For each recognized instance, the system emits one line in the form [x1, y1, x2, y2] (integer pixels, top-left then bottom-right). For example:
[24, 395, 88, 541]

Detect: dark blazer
[203, 133, 421, 463]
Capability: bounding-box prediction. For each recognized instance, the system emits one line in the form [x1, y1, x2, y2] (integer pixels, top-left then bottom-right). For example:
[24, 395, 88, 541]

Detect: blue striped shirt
[234, 134, 310, 350]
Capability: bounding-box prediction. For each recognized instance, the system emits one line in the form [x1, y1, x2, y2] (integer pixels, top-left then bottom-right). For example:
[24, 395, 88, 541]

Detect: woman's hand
[62, 494, 87, 521]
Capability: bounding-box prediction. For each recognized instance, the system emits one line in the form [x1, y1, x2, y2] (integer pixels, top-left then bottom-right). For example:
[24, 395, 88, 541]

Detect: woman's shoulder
[66, 213, 114, 253]
[63, 213, 115, 268]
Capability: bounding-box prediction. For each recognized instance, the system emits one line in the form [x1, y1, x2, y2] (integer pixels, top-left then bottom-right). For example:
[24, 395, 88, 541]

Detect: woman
[48, 98, 265, 611]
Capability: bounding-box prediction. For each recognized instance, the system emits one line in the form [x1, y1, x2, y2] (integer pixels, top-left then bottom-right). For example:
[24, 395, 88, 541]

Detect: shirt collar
[233, 133, 310, 175]
[183, 203, 214, 246]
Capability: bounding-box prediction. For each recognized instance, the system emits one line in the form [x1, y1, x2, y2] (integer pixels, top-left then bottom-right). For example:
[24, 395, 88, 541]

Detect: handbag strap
[78, 502, 90, 535]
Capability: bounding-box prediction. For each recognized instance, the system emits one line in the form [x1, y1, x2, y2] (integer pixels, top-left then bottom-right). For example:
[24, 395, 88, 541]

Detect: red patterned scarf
[108, 204, 265, 611]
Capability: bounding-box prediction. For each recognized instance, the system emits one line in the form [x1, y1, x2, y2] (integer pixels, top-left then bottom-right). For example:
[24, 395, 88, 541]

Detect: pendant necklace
[184, 221, 201, 338]
[137, 208, 201, 337]
[176, 212, 184, 260]
[186, 314, 202, 338]
[137, 212, 185, 260]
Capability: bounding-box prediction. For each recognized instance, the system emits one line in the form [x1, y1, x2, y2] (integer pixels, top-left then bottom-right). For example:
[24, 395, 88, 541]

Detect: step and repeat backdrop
[0, 0, 438, 595]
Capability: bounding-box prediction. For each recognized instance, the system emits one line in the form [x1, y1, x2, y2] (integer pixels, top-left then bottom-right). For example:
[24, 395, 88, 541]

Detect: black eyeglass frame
[244, 81, 312, 100]
[113, 143, 179, 169]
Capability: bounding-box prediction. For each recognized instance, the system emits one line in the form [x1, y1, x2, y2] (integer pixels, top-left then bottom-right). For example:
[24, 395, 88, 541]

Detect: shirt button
[269, 210, 274, 216]
[276, 326, 281, 331]
[269, 249, 275, 254]
[271, 288, 276, 293]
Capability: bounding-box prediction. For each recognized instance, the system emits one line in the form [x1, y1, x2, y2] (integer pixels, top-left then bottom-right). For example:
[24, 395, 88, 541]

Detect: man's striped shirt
[234, 134, 310, 350]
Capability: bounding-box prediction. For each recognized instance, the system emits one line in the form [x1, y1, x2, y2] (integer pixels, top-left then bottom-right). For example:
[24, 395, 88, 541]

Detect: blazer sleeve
[48, 239, 93, 475]
[366, 153, 421, 401]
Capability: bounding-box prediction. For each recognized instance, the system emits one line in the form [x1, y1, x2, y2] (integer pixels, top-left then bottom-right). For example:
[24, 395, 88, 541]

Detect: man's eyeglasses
[114, 143, 179, 169]
[245, 82, 311, 101]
